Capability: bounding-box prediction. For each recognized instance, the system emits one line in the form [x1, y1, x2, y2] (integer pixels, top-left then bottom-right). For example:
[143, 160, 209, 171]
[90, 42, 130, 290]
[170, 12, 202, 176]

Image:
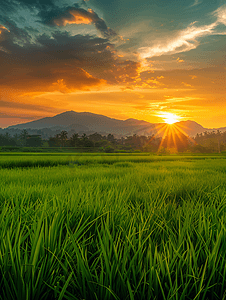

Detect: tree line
[1, 129, 226, 153]
[193, 130, 226, 153]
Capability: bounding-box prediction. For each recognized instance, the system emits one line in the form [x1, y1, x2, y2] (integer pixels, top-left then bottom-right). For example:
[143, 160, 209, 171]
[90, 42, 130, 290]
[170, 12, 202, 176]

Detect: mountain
[8, 111, 157, 137]
[173, 120, 206, 136]
[7, 111, 225, 137]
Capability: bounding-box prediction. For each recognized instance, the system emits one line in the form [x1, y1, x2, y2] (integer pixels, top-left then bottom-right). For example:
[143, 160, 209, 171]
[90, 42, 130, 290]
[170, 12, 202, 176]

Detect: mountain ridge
[7, 111, 226, 137]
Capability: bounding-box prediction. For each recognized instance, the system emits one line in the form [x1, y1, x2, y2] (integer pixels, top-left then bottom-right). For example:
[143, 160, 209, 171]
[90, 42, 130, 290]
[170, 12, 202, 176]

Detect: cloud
[0, 31, 111, 94]
[0, 0, 55, 12]
[0, 25, 10, 52]
[54, 10, 93, 26]
[139, 66, 226, 92]
[1, 62, 106, 94]
[0, 112, 39, 119]
[177, 57, 184, 63]
[40, 4, 118, 40]
[0, 25, 9, 35]
[0, 26, 142, 94]
[139, 22, 218, 58]
[214, 5, 226, 26]
[0, 17, 33, 48]
[182, 82, 193, 88]
[139, 5, 226, 59]
[0, 98, 60, 113]
[189, 0, 202, 8]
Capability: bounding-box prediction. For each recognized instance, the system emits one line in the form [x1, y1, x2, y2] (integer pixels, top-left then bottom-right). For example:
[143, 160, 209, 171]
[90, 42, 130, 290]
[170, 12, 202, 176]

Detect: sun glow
[151, 120, 196, 154]
[160, 112, 180, 124]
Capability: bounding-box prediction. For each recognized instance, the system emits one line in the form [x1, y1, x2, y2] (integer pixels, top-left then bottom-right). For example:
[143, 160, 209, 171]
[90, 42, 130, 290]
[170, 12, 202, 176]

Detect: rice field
[1, 153, 226, 299]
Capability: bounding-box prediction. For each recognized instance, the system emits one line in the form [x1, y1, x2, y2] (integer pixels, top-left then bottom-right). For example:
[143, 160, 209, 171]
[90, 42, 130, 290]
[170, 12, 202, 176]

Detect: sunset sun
[160, 112, 180, 124]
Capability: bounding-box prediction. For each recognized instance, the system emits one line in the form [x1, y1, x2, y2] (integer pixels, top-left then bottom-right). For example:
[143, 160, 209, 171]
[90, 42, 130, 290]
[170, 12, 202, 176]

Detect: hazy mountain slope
[174, 120, 206, 136]
[8, 111, 225, 137]
[8, 111, 156, 136]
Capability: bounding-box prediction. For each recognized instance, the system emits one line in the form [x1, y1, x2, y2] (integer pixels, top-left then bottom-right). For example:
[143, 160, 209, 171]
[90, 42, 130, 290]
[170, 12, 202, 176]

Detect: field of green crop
[1, 153, 226, 300]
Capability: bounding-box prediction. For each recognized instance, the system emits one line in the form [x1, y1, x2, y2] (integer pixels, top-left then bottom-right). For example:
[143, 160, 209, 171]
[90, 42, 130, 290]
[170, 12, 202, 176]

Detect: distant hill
[173, 120, 206, 136]
[8, 111, 157, 137]
[7, 111, 225, 137]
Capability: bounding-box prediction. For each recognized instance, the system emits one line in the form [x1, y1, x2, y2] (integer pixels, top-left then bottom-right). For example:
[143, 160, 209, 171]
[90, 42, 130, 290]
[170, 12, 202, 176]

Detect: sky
[0, 0, 225, 128]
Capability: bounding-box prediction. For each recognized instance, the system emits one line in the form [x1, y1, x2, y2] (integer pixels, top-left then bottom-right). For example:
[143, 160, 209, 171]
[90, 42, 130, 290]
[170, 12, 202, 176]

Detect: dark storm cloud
[0, 0, 119, 50]
[0, 25, 10, 42]
[0, 31, 111, 93]
[0, 21, 142, 93]
[0, 1, 119, 43]
[18, 0, 55, 7]
[38, 3, 88, 25]
[39, 4, 118, 39]
[0, 17, 32, 44]
[0, 0, 55, 13]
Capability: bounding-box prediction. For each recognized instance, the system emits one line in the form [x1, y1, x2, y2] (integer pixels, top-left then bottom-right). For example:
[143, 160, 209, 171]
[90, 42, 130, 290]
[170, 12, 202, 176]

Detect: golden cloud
[54, 11, 93, 26]
[0, 25, 9, 34]
[139, 5, 226, 59]
[139, 22, 218, 58]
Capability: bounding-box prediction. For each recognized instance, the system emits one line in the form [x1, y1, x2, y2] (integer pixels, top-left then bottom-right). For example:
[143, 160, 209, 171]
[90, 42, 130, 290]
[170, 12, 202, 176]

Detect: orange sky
[0, 0, 225, 128]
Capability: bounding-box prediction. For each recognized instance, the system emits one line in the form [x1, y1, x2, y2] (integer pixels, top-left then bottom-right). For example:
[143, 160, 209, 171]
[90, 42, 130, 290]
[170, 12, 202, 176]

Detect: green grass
[1, 154, 226, 299]
[0, 152, 224, 169]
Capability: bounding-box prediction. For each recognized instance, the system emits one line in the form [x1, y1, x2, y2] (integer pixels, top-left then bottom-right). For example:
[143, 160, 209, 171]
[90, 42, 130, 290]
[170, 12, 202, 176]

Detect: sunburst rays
[151, 121, 196, 153]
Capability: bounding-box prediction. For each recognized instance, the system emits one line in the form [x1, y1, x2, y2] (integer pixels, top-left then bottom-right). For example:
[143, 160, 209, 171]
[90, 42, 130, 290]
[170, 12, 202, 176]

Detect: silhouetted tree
[59, 131, 68, 147]
[20, 129, 29, 146]
[0, 133, 17, 146]
[26, 135, 42, 147]
[89, 133, 103, 142]
[48, 134, 61, 147]
[107, 134, 116, 144]
[69, 133, 80, 147]
[143, 135, 161, 152]
[80, 133, 95, 147]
